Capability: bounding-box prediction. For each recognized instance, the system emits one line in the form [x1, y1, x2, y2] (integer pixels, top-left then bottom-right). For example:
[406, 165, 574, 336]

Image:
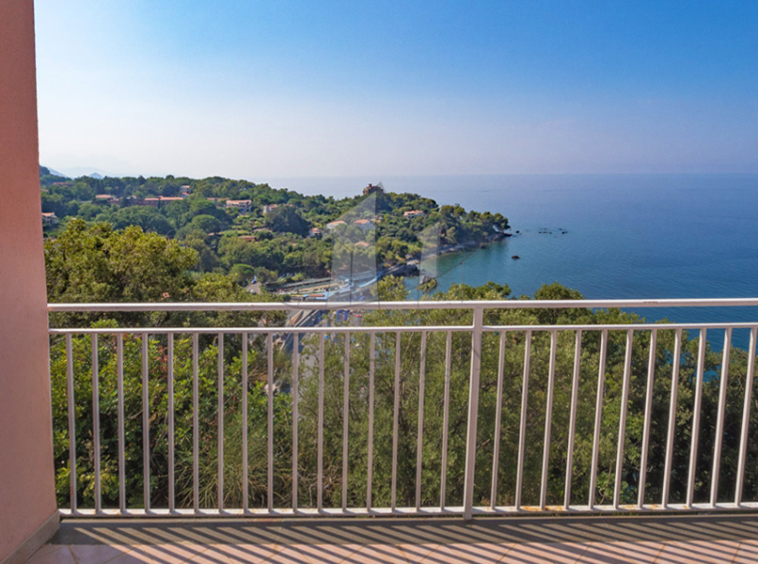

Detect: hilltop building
[404, 210, 426, 218]
[226, 199, 253, 213]
[353, 218, 373, 231]
[363, 183, 384, 196]
[326, 220, 346, 230]
[94, 194, 119, 204]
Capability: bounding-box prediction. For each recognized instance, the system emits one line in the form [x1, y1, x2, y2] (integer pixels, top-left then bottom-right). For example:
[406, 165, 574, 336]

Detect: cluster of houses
[90, 185, 195, 208]
[225, 201, 287, 214]
[325, 217, 379, 231]
[323, 210, 424, 231]
[86, 189, 256, 214]
[43, 180, 429, 238]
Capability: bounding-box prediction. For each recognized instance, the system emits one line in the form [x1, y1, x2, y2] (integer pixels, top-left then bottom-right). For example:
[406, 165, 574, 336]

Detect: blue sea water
[272, 174, 758, 349]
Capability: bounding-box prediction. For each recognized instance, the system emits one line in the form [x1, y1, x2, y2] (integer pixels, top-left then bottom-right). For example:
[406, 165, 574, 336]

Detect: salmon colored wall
[0, 0, 59, 560]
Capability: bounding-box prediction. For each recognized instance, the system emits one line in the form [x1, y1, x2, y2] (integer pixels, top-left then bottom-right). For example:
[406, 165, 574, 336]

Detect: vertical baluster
[491, 331, 506, 509]
[391, 332, 401, 512]
[167, 333, 175, 513]
[367, 333, 375, 511]
[662, 328, 682, 508]
[735, 327, 757, 505]
[66, 334, 77, 513]
[710, 328, 732, 506]
[342, 331, 350, 513]
[192, 333, 199, 513]
[218, 333, 224, 512]
[464, 308, 484, 520]
[515, 330, 532, 510]
[292, 333, 299, 512]
[415, 331, 428, 511]
[564, 330, 582, 510]
[440, 331, 452, 510]
[539, 329, 557, 510]
[142, 332, 150, 512]
[317, 333, 324, 512]
[91, 334, 101, 514]
[589, 329, 608, 509]
[686, 328, 706, 507]
[613, 330, 634, 509]
[637, 329, 657, 509]
[267, 332, 274, 513]
[242, 333, 249, 513]
[117, 334, 126, 513]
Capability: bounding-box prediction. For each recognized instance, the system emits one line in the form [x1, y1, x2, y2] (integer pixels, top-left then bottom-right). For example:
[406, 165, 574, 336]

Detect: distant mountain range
[41, 166, 68, 178]
[40, 165, 105, 180]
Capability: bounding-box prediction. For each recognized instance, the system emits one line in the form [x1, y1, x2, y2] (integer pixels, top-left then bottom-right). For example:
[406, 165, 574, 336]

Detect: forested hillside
[41, 168, 509, 287]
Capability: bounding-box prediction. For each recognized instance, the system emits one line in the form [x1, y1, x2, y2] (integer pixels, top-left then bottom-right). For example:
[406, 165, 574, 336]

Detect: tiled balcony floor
[26, 513, 758, 564]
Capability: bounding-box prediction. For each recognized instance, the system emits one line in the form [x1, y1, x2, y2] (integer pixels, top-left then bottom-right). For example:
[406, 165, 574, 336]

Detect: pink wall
[0, 0, 59, 561]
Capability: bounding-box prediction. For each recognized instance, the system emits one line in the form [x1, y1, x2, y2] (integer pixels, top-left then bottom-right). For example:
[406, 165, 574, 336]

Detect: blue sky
[35, 1, 758, 179]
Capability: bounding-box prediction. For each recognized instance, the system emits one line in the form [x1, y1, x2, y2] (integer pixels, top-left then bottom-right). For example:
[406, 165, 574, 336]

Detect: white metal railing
[48, 299, 758, 519]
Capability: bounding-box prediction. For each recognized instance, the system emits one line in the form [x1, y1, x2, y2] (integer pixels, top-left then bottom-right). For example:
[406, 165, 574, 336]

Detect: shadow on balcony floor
[27, 513, 758, 563]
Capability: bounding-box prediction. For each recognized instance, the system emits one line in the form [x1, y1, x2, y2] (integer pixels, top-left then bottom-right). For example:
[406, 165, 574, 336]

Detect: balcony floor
[26, 513, 758, 563]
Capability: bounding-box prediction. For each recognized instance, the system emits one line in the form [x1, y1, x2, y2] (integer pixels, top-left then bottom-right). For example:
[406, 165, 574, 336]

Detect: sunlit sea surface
[271, 174, 758, 349]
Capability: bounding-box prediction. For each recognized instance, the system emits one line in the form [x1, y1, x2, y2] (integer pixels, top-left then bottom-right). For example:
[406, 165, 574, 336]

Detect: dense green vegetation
[41, 168, 509, 286]
[47, 229, 758, 510]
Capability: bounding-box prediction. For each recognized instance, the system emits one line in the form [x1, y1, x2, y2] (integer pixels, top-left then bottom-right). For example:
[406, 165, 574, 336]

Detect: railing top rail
[46, 297, 758, 313]
[47, 321, 758, 335]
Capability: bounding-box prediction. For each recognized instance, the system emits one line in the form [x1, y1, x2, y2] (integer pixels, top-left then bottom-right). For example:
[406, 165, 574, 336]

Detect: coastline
[276, 231, 511, 300]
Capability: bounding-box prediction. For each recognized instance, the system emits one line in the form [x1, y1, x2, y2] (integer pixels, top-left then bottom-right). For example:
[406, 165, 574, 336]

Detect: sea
[270, 174, 758, 350]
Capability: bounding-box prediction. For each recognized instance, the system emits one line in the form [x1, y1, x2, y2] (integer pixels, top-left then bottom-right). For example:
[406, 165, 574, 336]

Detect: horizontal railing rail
[46, 297, 758, 312]
[47, 321, 758, 334]
[48, 300, 758, 519]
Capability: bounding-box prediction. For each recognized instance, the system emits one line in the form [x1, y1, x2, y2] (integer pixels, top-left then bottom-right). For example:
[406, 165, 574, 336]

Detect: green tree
[189, 214, 223, 234]
[265, 205, 310, 236]
[46, 219, 198, 305]
[109, 206, 174, 235]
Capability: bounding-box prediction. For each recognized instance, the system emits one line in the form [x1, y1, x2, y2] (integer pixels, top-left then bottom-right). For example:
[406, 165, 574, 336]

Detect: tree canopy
[45, 219, 197, 304]
[48, 277, 758, 512]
